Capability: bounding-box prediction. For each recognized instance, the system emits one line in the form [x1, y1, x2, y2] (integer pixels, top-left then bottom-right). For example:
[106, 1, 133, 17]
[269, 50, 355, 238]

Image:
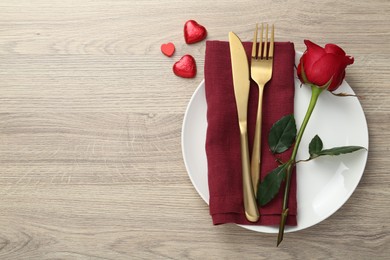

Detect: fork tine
[263, 24, 268, 59]
[269, 24, 274, 59]
[258, 23, 263, 59]
[252, 23, 258, 58]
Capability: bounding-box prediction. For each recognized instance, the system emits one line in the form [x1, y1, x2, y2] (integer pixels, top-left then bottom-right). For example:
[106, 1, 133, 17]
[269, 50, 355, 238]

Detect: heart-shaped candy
[184, 20, 207, 44]
[173, 55, 197, 78]
[161, 42, 175, 57]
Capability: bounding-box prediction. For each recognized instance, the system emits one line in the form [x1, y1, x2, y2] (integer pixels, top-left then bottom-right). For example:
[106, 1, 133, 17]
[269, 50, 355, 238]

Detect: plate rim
[181, 80, 209, 203]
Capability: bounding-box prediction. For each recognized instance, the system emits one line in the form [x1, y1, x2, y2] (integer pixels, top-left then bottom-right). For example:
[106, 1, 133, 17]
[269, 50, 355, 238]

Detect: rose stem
[277, 85, 324, 246]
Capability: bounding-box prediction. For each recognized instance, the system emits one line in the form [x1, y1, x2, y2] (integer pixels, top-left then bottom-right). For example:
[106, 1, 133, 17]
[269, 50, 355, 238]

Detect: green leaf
[258, 163, 288, 206]
[311, 146, 366, 159]
[309, 135, 323, 157]
[268, 114, 297, 154]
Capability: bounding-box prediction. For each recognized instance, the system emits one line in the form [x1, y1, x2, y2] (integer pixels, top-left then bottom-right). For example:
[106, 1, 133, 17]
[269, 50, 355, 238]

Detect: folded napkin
[205, 40, 297, 226]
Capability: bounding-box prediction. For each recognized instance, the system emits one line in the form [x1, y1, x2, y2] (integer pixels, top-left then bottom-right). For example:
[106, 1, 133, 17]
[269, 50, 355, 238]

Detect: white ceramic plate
[181, 52, 369, 233]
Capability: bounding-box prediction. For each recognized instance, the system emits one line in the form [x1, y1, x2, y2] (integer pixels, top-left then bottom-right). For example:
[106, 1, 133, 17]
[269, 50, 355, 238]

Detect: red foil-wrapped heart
[184, 20, 207, 44]
[173, 55, 197, 78]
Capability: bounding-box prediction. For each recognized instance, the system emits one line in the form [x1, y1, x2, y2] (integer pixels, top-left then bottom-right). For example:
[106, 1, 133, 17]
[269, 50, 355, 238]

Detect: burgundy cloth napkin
[205, 40, 297, 226]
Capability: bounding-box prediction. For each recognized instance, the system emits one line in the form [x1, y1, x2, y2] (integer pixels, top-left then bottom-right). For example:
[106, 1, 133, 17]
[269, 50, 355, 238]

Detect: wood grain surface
[0, 0, 389, 259]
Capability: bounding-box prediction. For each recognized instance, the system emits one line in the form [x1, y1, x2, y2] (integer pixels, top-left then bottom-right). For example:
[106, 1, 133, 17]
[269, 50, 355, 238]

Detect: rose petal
[307, 53, 347, 88]
[344, 55, 354, 65]
[325, 43, 346, 56]
[328, 70, 346, 91]
[325, 44, 354, 67]
[303, 40, 326, 70]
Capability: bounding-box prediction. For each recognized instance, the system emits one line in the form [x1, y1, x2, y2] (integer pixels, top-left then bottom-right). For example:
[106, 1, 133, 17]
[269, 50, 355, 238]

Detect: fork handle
[239, 124, 259, 222]
[251, 85, 265, 198]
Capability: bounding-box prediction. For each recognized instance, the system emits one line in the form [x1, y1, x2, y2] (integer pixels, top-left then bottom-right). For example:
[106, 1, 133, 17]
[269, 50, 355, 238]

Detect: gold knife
[229, 32, 259, 222]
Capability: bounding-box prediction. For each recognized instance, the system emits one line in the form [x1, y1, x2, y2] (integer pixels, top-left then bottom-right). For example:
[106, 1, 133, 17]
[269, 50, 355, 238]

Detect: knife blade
[229, 32, 259, 222]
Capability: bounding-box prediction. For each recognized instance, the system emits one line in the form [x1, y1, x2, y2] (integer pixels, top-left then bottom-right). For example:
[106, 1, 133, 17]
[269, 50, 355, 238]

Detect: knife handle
[239, 124, 260, 222]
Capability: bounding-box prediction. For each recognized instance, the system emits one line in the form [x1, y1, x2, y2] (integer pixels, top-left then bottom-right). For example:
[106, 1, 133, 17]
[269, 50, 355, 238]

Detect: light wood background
[0, 0, 389, 259]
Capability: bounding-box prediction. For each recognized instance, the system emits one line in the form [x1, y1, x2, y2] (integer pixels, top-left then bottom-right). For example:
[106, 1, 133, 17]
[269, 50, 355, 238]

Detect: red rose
[297, 40, 354, 91]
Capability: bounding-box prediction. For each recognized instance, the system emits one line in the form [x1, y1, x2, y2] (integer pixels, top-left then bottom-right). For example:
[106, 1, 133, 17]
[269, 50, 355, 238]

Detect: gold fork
[250, 23, 274, 197]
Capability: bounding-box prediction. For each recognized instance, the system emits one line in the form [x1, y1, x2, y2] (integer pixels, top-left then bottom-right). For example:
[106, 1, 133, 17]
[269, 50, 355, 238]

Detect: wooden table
[0, 0, 389, 258]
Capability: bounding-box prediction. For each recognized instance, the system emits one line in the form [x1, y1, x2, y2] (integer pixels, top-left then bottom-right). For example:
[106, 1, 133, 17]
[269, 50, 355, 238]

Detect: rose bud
[297, 40, 354, 91]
